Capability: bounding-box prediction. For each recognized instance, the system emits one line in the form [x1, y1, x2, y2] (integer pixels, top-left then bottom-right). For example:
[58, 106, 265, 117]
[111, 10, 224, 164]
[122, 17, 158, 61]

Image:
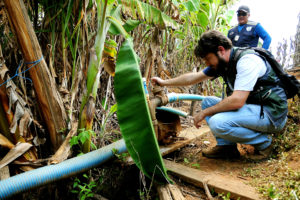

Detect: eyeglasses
[237, 12, 247, 17]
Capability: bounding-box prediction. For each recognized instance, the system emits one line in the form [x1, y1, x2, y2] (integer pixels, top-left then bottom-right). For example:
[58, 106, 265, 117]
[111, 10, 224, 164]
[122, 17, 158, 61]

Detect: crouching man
[152, 30, 287, 160]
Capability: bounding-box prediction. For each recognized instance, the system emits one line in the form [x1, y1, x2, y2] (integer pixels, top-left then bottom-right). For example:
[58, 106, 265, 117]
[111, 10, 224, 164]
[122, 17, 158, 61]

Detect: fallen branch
[203, 181, 215, 200]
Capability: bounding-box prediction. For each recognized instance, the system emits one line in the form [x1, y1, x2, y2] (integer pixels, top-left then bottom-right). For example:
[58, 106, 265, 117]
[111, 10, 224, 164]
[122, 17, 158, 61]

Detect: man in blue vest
[152, 30, 287, 160]
[228, 5, 272, 49]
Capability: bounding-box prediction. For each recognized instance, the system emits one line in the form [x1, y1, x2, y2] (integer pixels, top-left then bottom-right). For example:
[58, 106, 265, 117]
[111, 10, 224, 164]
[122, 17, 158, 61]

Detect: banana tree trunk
[4, 0, 67, 150]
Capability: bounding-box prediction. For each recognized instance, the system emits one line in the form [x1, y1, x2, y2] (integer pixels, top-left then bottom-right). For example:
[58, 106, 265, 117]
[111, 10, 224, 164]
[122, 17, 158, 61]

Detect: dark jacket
[223, 48, 288, 127]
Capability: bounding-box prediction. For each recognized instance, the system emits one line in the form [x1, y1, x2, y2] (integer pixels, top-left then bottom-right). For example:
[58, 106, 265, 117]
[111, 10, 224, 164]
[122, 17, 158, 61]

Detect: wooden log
[164, 160, 262, 200]
[156, 184, 172, 200]
[156, 184, 185, 200]
[4, 0, 67, 149]
[168, 184, 185, 200]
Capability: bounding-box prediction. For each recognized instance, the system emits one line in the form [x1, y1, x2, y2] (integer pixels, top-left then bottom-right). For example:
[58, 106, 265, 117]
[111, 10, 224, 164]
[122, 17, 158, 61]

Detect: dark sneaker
[244, 144, 273, 161]
[202, 145, 240, 159]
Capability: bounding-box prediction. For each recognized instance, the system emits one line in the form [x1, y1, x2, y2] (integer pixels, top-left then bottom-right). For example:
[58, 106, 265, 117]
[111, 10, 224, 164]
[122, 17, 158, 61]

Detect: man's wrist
[161, 79, 169, 86]
[203, 107, 213, 117]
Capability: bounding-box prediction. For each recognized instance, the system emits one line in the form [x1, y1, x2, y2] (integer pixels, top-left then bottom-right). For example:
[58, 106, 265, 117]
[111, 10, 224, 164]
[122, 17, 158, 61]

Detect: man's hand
[151, 77, 165, 86]
[193, 111, 207, 128]
[193, 90, 250, 128]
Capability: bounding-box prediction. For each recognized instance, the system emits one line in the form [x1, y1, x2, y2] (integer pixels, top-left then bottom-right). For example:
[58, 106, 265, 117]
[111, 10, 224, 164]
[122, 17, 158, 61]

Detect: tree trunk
[4, 0, 67, 150]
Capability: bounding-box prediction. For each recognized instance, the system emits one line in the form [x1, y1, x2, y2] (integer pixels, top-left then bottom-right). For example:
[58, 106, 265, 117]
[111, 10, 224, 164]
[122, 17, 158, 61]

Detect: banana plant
[168, 0, 237, 75]
[118, 0, 179, 29]
[79, 0, 114, 153]
[108, 16, 171, 184]
[77, 0, 172, 182]
[61, 0, 74, 89]
[80, 0, 180, 153]
[180, 0, 236, 31]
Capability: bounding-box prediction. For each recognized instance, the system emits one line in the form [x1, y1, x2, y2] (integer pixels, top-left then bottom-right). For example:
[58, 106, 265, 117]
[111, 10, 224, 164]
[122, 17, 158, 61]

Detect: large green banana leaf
[182, 0, 201, 12]
[119, 0, 179, 30]
[114, 38, 170, 184]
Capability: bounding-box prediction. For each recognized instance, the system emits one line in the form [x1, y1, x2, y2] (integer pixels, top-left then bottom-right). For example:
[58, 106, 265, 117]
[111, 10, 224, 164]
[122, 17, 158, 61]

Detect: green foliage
[70, 129, 97, 152]
[267, 184, 280, 199]
[112, 148, 129, 162]
[99, 103, 117, 136]
[218, 192, 231, 200]
[115, 37, 170, 184]
[182, 0, 201, 12]
[191, 163, 200, 169]
[183, 157, 189, 164]
[138, 189, 146, 200]
[166, 0, 237, 83]
[119, 0, 179, 29]
[71, 174, 103, 200]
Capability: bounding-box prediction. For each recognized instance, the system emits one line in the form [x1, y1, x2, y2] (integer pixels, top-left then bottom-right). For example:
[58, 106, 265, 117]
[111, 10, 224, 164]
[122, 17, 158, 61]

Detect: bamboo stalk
[4, 0, 67, 150]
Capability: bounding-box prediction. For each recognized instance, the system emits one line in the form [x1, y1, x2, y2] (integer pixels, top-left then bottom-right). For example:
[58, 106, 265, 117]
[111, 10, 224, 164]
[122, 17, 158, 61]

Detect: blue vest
[228, 21, 259, 47]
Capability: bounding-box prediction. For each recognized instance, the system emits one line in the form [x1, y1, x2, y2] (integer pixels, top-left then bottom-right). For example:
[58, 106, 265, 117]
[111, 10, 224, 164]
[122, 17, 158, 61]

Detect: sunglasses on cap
[237, 12, 247, 17]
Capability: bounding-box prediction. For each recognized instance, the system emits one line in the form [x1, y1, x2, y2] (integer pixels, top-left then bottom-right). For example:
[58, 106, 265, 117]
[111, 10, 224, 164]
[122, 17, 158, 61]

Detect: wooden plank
[164, 160, 262, 200]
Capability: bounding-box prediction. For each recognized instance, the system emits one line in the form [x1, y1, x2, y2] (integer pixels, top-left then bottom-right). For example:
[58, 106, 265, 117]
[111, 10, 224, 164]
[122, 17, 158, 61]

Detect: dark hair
[194, 30, 232, 58]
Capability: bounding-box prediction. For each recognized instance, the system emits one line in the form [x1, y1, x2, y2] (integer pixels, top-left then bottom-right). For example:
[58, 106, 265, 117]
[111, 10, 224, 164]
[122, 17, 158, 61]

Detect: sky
[228, 0, 300, 53]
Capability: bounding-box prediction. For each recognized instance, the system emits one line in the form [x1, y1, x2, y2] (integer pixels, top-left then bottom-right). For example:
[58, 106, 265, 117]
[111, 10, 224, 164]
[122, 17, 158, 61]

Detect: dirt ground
[162, 101, 300, 200]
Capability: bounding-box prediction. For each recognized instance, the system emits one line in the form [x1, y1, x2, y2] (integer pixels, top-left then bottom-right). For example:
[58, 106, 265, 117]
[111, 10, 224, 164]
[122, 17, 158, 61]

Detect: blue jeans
[202, 96, 287, 150]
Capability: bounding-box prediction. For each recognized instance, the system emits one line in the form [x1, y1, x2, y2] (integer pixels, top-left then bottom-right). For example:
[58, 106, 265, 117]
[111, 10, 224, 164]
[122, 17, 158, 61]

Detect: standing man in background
[228, 5, 272, 49]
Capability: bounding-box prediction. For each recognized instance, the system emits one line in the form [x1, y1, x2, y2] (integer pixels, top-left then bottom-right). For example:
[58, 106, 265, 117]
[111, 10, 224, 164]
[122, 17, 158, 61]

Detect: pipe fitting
[152, 85, 168, 105]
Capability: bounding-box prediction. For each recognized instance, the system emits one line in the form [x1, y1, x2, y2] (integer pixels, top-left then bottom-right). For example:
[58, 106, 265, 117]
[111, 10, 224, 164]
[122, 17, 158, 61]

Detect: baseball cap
[237, 5, 250, 13]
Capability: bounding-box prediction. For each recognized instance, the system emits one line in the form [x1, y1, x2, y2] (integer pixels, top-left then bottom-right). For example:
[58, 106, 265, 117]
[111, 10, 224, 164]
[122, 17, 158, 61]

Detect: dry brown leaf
[0, 134, 14, 149]
[19, 166, 35, 172]
[18, 111, 31, 137]
[49, 122, 78, 164]
[10, 103, 25, 134]
[103, 58, 115, 77]
[0, 63, 9, 79]
[0, 142, 32, 169]
[33, 135, 46, 146]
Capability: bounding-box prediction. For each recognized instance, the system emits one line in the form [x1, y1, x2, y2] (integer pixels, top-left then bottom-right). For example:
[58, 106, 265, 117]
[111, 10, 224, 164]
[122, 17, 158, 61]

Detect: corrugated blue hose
[156, 106, 188, 117]
[167, 93, 206, 103]
[0, 139, 126, 199]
